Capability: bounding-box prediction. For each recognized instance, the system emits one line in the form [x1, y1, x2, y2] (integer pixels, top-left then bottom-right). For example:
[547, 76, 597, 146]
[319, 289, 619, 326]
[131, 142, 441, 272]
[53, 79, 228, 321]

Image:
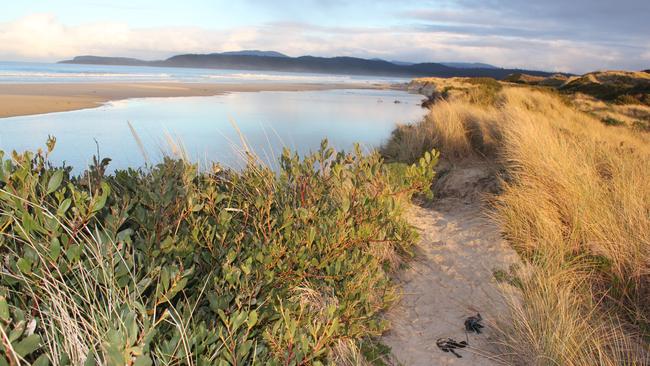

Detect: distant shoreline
[0, 82, 395, 118]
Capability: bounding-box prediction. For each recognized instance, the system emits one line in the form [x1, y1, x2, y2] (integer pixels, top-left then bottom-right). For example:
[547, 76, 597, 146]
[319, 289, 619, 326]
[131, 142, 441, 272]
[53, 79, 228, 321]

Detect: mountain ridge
[59, 52, 558, 79]
[218, 50, 289, 58]
[440, 62, 498, 69]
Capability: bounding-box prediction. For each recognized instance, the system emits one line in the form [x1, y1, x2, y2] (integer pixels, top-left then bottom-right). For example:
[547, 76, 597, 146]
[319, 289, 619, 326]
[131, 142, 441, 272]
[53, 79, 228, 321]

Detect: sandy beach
[0, 82, 390, 118]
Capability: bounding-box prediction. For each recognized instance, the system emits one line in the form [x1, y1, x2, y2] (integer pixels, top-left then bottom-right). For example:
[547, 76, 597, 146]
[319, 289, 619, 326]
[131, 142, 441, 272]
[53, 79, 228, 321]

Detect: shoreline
[0, 82, 395, 118]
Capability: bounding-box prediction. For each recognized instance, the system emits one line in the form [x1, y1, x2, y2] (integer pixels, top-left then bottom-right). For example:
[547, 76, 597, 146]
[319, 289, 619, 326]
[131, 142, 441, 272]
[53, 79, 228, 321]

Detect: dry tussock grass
[571, 92, 650, 129]
[495, 266, 645, 366]
[385, 84, 650, 364]
[496, 88, 650, 314]
[382, 100, 501, 162]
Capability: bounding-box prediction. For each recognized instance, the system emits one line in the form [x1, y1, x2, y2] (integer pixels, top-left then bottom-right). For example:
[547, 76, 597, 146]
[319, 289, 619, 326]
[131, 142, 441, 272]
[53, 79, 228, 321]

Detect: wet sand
[0, 82, 390, 118]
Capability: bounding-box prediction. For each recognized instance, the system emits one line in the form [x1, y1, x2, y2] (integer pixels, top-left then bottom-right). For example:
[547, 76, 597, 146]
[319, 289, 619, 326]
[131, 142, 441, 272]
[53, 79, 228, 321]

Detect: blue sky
[1, 0, 648, 73]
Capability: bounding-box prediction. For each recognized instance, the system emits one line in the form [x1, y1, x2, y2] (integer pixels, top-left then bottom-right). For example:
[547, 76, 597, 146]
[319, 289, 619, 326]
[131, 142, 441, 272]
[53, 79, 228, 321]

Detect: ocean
[0, 61, 409, 84]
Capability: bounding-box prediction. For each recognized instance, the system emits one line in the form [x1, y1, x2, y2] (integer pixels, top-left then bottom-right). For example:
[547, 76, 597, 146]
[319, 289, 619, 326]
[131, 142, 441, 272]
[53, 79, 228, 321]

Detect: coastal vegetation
[561, 71, 650, 106]
[3, 70, 649, 365]
[0, 139, 437, 365]
[503, 70, 650, 132]
[383, 77, 650, 364]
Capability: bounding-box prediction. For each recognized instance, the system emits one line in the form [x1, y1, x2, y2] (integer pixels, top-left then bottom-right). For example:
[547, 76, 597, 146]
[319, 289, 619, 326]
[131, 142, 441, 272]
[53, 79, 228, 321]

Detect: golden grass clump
[496, 88, 650, 317]
[496, 266, 646, 366]
[382, 100, 501, 163]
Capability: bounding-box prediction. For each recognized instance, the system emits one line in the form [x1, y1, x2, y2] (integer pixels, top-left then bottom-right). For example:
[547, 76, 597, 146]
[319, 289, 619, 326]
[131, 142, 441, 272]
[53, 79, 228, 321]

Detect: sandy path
[382, 200, 520, 365]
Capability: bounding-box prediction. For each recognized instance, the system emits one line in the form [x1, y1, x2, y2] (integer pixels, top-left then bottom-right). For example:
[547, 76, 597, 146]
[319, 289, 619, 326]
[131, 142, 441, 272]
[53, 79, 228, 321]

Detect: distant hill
[219, 50, 289, 57]
[441, 62, 498, 69]
[389, 60, 414, 66]
[59, 53, 555, 79]
[381, 61, 497, 69]
[62, 56, 151, 66]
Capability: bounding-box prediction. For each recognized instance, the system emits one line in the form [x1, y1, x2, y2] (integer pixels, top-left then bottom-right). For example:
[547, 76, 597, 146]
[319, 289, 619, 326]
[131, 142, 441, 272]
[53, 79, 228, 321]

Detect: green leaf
[83, 351, 97, 366]
[13, 334, 41, 357]
[91, 182, 110, 213]
[125, 313, 138, 345]
[57, 198, 72, 216]
[247, 310, 258, 329]
[49, 237, 61, 261]
[133, 355, 153, 366]
[16, 258, 32, 274]
[104, 329, 126, 366]
[46, 170, 64, 194]
[33, 354, 50, 366]
[0, 296, 9, 321]
[237, 340, 253, 361]
[59, 352, 71, 366]
[232, 311, 247, 332]
[65, 244, 82, 263]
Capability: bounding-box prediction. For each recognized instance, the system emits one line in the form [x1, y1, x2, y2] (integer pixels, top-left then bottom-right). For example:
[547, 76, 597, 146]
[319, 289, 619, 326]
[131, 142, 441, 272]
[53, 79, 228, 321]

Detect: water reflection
[0, 89, 425, 172]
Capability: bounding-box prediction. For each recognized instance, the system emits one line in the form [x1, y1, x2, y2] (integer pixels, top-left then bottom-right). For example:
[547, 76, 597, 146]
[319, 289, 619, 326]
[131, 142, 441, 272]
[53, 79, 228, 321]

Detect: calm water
[0, 89, 425, 172]
[0, 61, 409, 84]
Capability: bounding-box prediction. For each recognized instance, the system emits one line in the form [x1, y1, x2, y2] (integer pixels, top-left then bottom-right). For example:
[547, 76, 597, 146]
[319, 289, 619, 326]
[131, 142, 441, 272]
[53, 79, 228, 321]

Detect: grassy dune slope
[384, 80, 650, 365]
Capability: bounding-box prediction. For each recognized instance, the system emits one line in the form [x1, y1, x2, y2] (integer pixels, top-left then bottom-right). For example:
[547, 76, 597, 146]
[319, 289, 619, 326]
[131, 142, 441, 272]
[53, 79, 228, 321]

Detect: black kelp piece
[464, 313, 484, 334]
[436, 338, 468, 358]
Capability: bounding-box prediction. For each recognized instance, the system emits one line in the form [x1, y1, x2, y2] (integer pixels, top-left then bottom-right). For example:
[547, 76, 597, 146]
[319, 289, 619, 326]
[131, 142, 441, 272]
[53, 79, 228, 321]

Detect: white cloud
[0, 13, 646, 73]
[642, 49, 650, 62]
[0, 14, 131, 59]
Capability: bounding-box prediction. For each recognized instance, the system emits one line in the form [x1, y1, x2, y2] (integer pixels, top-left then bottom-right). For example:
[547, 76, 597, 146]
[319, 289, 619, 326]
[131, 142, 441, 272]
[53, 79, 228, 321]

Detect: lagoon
[0, 89, 425, 172]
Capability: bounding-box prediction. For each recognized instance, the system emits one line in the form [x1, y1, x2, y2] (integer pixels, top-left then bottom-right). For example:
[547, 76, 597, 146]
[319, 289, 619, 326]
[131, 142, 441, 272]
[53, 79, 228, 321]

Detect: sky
[0, 0, 648, 73]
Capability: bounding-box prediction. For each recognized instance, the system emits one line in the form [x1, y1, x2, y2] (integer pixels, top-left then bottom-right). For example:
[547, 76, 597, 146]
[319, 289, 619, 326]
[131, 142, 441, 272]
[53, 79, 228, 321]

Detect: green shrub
[465, 77, 502, 89]
[601, 116, 625, 126]
[465, 78, 503, 105]
[632, 120, 650, 132]
[615, 94, 643, 105]
[561, 75, 650, 106]
[0, 138, 437, 365]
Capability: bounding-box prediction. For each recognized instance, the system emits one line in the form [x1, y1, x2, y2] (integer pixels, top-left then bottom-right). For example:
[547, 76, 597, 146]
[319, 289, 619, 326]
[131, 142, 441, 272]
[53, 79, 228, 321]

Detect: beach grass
[382, 81, 650, 364]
